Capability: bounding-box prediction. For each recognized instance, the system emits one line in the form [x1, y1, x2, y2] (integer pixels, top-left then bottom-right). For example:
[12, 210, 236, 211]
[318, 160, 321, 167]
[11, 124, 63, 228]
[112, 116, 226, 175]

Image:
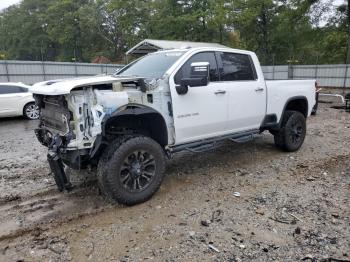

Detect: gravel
[0, 102, 349, 261]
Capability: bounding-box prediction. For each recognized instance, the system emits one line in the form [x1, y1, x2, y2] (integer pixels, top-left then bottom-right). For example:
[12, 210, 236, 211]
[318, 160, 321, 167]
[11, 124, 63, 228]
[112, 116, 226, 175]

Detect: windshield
[115, 51, 186, 79]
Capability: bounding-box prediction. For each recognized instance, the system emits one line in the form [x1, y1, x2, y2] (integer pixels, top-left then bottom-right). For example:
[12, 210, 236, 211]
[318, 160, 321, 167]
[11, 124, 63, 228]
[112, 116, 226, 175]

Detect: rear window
[220, 52, 256, 81]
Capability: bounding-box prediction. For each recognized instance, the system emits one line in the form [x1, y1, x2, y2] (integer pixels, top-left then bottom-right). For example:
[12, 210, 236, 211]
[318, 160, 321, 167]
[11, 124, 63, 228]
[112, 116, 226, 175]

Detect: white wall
[261, 64, 350, 88]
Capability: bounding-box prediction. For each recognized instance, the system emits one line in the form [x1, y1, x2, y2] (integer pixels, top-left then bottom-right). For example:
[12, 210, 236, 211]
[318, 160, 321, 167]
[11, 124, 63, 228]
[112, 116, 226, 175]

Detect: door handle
[214, 90, 226, 95]
[255, 87, 264, 92]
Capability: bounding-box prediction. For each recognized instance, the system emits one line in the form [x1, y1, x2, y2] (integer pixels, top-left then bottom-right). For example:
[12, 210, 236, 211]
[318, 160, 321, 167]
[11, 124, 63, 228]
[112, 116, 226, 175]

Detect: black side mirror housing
[175, 82, 189, 95]
[175, 62, 210, 95]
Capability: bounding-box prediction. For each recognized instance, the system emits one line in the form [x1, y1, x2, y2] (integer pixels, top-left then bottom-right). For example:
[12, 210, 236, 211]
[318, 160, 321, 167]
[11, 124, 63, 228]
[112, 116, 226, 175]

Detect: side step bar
[170, 130, 260, 154]
[229, 134, 255, 143]
[186, 142, 220, 153]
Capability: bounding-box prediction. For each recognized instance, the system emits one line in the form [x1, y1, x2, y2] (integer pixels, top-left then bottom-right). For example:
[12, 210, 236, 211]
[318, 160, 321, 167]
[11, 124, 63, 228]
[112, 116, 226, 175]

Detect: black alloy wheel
[97, 136, 166, 206]
[120, 150, 156, 192]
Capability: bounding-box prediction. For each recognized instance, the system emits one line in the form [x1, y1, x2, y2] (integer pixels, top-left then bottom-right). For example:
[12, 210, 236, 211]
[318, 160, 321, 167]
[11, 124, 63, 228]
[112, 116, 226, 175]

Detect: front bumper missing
[47, 152, 72, 192]
[47, 136, 72, 192]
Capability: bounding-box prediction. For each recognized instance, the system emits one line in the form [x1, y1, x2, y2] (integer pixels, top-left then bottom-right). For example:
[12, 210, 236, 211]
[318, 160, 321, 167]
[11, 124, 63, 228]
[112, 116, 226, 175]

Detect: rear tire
[24, 102, 39, 120]
[273, 110, 306, 152]
[97, 136, 166, 206]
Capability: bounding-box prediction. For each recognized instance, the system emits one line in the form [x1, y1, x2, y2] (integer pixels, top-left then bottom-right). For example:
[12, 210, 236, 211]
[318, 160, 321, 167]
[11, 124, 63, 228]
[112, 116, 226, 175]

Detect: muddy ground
[0, 101, 349, 262]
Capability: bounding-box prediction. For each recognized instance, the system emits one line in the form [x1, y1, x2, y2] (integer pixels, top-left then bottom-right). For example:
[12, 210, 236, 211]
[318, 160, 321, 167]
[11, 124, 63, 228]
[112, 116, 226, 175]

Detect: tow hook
[47, 136, 72, 192]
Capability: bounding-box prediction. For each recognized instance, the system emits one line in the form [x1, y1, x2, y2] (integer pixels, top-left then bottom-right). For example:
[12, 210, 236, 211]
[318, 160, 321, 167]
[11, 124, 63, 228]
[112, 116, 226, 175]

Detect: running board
[185, 142, 220, 153]
[170, 130, 260, 154]
[229, 134, 255, 143]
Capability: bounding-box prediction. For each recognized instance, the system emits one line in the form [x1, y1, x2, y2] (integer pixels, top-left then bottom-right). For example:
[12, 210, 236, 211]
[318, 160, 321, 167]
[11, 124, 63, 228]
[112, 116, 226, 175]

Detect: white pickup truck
[31, 47, 316, 205]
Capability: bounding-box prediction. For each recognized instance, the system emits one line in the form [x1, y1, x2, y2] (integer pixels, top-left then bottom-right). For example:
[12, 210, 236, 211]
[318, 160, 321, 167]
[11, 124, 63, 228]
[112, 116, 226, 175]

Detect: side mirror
[175, 62, 209, 95]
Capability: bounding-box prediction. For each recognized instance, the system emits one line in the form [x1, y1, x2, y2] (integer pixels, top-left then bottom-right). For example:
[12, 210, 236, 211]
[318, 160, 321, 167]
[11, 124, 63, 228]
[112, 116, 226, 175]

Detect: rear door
[0, 85, 28, 117]
[216, 52, 266, 133]
[169, 51, 228, 144]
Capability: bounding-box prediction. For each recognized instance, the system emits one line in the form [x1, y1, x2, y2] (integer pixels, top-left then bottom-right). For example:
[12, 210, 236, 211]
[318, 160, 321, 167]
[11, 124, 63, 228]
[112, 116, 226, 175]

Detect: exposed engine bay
[31, 76, 172, 191]
[34, 76, 171, 163]
[36, 79, 152, 145]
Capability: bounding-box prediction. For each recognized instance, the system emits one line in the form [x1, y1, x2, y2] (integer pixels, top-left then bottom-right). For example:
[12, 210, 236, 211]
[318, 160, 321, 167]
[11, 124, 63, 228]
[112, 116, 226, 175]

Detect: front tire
[273, 110, 306, 152]
[97, 136, 166, 206]
[24, 102, 39, 120]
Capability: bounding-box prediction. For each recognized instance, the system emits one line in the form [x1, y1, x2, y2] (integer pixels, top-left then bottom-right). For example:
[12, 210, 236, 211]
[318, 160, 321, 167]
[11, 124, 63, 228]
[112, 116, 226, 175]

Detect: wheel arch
[265, 96, 308, 132]
[280, 96, 308, 122]
[102, 104, 169, 147]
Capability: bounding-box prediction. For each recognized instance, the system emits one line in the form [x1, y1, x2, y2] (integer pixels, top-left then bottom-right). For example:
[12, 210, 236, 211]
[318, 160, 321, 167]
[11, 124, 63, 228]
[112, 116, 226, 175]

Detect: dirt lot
[0, 102, 349, 262]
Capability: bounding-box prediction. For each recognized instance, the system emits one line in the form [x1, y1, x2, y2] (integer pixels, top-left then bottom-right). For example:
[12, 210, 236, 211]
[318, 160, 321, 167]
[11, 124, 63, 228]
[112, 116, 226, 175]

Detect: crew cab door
[169, 51, 228, 145]
[216, 52, 266, 132]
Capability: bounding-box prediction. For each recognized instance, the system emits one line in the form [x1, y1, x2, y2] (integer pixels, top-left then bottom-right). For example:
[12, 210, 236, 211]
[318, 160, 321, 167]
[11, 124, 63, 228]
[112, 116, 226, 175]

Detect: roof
[126, 39, 227, 55]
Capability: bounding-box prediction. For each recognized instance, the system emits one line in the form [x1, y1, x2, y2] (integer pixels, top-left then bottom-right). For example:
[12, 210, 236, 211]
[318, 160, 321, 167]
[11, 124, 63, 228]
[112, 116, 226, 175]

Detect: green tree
[319, 2, 348, 64]
[0, 0, 53, 60]
[44, 0, 92, 61]
[0, 0, 347, 64]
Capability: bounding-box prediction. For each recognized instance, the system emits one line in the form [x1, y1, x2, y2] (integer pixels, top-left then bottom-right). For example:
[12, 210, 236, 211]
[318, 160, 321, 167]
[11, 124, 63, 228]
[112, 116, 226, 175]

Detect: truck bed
[265, 79, 316, 122]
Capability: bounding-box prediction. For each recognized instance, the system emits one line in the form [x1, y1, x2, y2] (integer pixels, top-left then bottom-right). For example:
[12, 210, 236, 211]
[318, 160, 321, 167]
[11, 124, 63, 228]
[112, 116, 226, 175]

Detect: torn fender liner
[47, 151, 72, 192]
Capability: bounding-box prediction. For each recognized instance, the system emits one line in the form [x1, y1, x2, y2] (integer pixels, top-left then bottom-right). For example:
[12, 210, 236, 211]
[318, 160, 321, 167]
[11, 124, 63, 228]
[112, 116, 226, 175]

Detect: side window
[220, 52, 256, 81]
[0, 85, 26, 94]
[174, 52, 219, 84]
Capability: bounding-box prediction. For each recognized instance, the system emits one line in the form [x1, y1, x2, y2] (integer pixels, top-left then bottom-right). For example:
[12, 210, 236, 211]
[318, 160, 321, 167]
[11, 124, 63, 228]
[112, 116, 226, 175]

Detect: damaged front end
[32, 77, 153, 192]
[34, 90, 108, 191]
[34, 95, 74, 191]
[33, 87, 116, 191]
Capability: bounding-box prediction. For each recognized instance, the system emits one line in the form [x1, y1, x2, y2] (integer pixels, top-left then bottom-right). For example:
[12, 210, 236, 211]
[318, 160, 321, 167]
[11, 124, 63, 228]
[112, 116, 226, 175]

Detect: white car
[0, 83, 39, 120]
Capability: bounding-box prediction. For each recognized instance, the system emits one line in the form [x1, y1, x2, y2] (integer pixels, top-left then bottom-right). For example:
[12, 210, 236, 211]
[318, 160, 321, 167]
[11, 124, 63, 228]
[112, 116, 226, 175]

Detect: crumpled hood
[30, 75, 142, 95]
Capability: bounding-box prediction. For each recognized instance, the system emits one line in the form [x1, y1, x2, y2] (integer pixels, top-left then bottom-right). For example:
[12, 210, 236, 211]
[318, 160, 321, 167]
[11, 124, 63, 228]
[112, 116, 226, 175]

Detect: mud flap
[47, 151, 72, 192]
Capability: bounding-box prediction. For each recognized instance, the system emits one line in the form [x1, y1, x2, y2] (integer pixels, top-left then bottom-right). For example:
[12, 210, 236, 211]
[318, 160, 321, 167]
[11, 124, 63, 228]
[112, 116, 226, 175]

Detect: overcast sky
[0, 0, 346, 11]
[0, 0, 21, 11]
